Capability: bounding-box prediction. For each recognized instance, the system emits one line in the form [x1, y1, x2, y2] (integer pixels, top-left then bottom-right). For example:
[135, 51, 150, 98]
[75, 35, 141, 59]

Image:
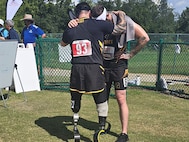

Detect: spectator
[5, 20, 21, 42]
[0, 19, 9, 40]
[21, 14, 46, 47]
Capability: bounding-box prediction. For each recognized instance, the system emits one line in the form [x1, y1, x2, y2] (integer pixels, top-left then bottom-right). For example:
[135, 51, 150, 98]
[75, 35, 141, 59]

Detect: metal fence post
[156, 39, 164, 91]
[36, 38, 44, 89]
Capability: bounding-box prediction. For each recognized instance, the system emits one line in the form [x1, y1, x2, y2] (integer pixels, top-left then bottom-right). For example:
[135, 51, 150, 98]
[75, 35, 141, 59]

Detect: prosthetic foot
[73, 113, 80, 142]
[93, 117, 111, 142]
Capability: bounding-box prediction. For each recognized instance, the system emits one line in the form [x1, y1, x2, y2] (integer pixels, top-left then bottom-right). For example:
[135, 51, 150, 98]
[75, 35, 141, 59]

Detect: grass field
[0, 88, 189, 142]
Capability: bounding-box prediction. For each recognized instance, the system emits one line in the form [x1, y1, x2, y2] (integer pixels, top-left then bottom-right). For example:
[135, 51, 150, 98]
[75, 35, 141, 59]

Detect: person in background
[0, 19, 9, 40]
[5, 20, 21, 42]
[4, 19, 21, 91]
[91, 5, 150, 142]
[21, 14, 46, 47]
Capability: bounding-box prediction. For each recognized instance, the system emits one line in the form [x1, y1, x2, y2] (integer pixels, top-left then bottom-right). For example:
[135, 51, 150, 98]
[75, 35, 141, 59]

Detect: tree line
[0, 0, 188, 35]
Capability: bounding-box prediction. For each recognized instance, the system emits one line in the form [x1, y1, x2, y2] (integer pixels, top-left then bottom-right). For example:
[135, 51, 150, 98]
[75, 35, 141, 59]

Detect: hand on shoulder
[68, 19, 79, 28]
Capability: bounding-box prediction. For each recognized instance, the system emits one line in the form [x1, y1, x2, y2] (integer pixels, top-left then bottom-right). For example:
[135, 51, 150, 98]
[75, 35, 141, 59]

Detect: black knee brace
[71, 100, 81, 113]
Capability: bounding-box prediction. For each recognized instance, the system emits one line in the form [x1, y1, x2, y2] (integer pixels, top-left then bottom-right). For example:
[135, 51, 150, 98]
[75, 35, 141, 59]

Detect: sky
[72, 0, 188, 14]
[167, 0, 188, 14]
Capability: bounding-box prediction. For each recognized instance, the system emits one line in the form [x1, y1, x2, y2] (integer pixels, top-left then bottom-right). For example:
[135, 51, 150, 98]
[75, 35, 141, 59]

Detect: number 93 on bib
[72, 40, 92, 57]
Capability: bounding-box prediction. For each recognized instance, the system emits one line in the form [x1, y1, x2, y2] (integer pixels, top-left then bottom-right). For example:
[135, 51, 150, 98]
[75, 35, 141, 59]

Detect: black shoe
[115, 133, 129, 142]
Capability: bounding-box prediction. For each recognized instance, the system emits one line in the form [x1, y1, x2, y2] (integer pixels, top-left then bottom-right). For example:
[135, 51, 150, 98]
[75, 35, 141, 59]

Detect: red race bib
[72, 40, 92, 57]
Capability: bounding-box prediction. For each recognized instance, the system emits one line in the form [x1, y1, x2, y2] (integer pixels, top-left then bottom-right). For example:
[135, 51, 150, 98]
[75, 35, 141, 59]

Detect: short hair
[74, 2, 91, 18]
[91, 5, 104, 18]
[5, 20, 14, 27]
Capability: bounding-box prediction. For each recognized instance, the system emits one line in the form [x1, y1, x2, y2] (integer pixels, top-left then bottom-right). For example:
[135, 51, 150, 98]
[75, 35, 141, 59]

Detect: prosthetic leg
[93, 116, 111, 142]
[71, 99, 81, 142]
[93, 99, 111, 142]
[73, 113, 80, 142]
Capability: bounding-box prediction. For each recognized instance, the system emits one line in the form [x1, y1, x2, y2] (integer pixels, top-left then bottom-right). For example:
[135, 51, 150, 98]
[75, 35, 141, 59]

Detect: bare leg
[115, 89, 129, 134]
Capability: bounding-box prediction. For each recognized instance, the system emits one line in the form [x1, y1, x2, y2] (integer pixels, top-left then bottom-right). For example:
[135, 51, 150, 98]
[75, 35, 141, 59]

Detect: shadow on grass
[35, 116, 118, 141]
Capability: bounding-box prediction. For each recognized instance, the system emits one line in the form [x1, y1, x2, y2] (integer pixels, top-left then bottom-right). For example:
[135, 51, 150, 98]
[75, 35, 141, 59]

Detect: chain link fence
[36, 33, 189, 97]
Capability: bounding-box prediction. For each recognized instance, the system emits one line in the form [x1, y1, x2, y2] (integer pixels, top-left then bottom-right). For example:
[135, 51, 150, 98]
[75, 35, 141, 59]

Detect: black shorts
[105, 66, 128, 90]
[70, 64, 105, 94]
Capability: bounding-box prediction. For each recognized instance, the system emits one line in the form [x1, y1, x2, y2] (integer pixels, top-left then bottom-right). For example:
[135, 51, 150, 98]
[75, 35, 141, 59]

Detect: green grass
[128, 49, 189, 75]
[1, 88, 189, 142]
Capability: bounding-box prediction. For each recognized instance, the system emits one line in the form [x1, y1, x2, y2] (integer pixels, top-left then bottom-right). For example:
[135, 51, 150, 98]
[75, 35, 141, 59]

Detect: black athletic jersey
[103, 34, 128, 68]
[62, 18, 114, 65]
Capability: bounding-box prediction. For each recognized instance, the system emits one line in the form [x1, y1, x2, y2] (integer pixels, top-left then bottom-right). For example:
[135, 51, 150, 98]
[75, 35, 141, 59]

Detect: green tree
[1, 0, 188, 34]
[156, 0, 175, 32]
[121, 0, 159, 33]
[176, 7, 189, 33]
[1, 0, 72, 34]
[16, 0, 72, 34]
[97, 0, 115, 10]
[100, 0, 175, 33]
[0, 0, 7, 20]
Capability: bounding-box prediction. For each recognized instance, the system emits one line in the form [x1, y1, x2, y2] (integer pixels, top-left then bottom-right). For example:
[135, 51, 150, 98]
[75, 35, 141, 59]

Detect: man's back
[62, 18, 113, 65]
[8, 28, 21, 42]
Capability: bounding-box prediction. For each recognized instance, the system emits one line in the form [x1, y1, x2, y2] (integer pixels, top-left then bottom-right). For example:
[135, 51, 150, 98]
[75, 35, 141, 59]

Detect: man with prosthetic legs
[61, 2, 115, 141]
[71, 91, 109, 141]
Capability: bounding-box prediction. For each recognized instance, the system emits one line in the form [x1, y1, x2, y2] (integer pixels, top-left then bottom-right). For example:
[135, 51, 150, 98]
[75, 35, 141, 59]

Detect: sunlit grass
[0, 88, 189, 142]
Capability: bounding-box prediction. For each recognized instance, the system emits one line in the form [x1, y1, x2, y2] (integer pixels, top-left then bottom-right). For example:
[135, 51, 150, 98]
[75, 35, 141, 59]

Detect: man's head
[21, 14, 34, 26]
[5, 20, 14, 30]
[106, 12, 113, 22]
[74, 2, 91, 18]
[91, 5, 104, 18]
[91, 5, 111, 21]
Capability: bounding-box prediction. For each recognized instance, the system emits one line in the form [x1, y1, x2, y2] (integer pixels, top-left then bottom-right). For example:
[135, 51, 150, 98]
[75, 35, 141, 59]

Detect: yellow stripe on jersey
[122, 69, 128, 78]
[98, 40, 104, 53]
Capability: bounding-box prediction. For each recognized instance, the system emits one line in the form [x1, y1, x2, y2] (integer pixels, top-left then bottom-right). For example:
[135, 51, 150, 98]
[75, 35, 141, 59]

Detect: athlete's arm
[100, 20, 114, 34]
[60, 41, 68, 47]
[111, 10, 127, 35]
[68, 10, 126, 35]
[120, 23, 150, 59]
[129, 23, 150, 58]
[60, 29, 70, 47]
[68, 19, 79, 28]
